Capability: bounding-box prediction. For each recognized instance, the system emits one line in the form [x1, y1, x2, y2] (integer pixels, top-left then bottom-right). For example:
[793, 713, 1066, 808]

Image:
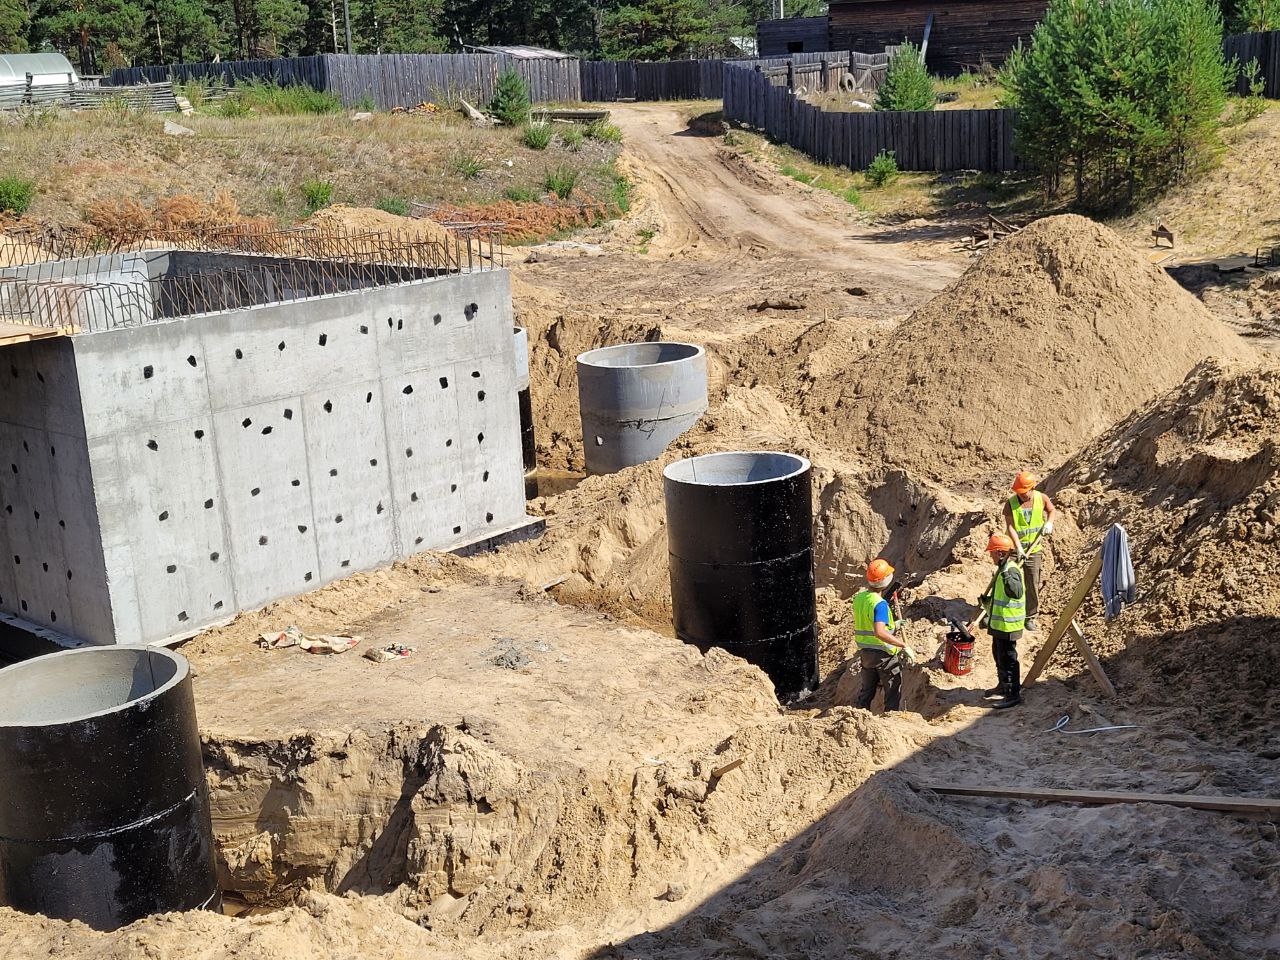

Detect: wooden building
[757, 16, 831, 57]
[827, 0, 1048, 74]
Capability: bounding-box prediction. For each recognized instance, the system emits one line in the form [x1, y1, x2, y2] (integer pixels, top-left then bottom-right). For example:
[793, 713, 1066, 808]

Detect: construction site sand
[5, 126, 1279, 959]
[801, 214, 1255, 484]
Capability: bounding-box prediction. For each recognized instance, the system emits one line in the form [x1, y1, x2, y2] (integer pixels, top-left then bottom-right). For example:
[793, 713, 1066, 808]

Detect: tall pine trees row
[3, 0, 793, 73]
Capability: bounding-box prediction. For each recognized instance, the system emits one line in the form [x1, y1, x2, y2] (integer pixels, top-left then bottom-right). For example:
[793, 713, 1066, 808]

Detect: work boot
[983, 681, 1009, 699]
[1025, 617, 1038, 630]
[993, 673, 1022, 710]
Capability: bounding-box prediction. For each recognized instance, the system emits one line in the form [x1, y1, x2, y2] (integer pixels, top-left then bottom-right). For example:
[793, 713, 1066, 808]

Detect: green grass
[0, 175, 35, 214]
[375, 196, 410, 216]
[521, 123, 553, 150]
[300, 179, 334, 213]
[560, 125, 585, 151]
[226, 81, 343, 116]
[604, 161, 633, 213]
[544, 165, 579, 200]
[450, 152, 486, 179]
[503, 184, 541, 202]
[780, 163, 817, 185]
[587, 119, 623, 143]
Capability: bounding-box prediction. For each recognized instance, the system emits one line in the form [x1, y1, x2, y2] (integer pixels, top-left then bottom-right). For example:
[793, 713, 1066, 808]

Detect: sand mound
[1044, 358, 1280, 748]
[803, 215, 1256, 483]
[305, 204, 455, 244]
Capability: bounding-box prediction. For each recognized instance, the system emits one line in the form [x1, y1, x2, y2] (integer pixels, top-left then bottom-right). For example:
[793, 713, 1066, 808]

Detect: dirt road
[607, 102, 959, 280]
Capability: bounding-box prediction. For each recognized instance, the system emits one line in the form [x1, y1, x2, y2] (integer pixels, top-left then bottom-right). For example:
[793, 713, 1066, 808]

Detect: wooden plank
[1067, 620, 1117, 699]
[0, 324, 67, 346]
[915, 783, 1280, 817]
[1023, 551, 1103, 687]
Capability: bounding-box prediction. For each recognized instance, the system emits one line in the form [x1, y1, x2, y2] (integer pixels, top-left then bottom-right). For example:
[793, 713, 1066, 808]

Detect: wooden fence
[1224, 30, 1280, 98]
[724, 61, 1021, 172]
[110, 52, 581, 108]
[579, 51, 861, 102]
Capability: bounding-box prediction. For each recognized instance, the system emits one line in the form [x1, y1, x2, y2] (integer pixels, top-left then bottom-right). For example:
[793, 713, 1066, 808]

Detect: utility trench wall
[0, 268, 525, 646]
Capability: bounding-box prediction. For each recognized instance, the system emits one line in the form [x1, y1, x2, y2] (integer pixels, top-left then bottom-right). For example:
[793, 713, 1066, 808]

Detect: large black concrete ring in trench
[0, 645, 219, 930]
[577, 342, 708, 475]
[663, 451, 819, 701]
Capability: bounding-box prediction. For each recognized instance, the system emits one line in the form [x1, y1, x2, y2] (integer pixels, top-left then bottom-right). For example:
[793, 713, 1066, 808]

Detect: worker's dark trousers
[990, 629, 1023, 693]
[855, 648, 902, 712]
[1022, 552, 1043, 621]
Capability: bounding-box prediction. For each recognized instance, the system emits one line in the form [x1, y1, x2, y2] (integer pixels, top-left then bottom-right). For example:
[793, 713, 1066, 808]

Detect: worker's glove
[900, 645, 917, 665]
[1016, 541, 1026, 559]
[1043, 520, 1054, 536]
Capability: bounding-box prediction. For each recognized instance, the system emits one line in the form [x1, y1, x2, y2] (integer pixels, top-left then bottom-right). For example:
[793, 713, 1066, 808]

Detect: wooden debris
[1150, 223, 1175, 248]
[914, 783, 1280, 816]
[710, 757, 745, 780]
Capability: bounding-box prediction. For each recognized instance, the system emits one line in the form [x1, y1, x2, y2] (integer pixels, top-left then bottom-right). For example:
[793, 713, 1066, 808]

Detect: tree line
[0, 0, 826, 74]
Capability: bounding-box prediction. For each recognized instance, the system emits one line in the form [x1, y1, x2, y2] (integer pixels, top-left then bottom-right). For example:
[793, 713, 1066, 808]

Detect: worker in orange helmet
[970, 533, 1027, 709]
[851, 558, 915, 713]
[1003, 470, 1056, 630]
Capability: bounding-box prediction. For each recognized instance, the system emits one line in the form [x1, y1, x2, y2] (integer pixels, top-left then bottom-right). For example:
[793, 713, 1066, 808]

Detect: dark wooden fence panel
[724, 60, 1022, 172]
[110, 52, 581, 107]
[1224, 30, 1280, 98]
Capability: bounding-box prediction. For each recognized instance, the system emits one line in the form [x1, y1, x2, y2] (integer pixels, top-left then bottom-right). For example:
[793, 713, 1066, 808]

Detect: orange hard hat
[987, 533, 1016, 554]
[867, 558, 895, 585]
[1012, 471, 1039, 495]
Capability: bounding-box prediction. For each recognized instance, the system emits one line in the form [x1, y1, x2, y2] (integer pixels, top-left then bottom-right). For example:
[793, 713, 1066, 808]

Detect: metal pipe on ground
[663, 451, 818, 701]
[576, 342, 708, 475]
[514, 326, 538, 498]
[0, 645, 219, 930]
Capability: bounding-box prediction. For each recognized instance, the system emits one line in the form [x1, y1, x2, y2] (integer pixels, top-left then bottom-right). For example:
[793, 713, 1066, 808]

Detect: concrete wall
[0, 268, 526, 646]
[0, 338, 113, 645]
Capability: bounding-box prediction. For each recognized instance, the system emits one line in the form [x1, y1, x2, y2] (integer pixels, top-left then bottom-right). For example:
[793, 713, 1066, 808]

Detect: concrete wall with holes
[0, 268, 527, 646]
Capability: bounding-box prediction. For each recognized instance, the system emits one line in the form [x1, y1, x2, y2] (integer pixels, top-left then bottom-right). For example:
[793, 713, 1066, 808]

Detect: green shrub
[560, 125, 585, 151]
[490, 69, 531, 126]
[503, 185, 540, 202]
[354, 93, 377, 112]
[780, 163, 816, 185]
[218, 95, 250, 118]
[875, 42, 935, 111]
[300, 179, 334, 213]
[376, 196, 410, 216]
[586, 119, 623, 143]
[544, 165, 579, 200]
[521, 122, 553, 150]
[723, 129, 742, 146]
[450, 152, 486, 179]
[865, 150, 900, 187]
[0, 176, 35, 215]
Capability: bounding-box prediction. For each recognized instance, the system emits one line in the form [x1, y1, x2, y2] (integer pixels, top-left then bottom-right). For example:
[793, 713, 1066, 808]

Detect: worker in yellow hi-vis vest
[972, 533, 1026, 710]
[1002, 470, 1056, 630]
[850, 558, 915, 713]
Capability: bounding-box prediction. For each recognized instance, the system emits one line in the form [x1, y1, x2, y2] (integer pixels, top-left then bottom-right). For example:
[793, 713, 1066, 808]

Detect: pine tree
[490, 68, 530, 125]
[874, 42, 935, 111]
[0, 0, 30, 52]
[34, 0, 146, 73]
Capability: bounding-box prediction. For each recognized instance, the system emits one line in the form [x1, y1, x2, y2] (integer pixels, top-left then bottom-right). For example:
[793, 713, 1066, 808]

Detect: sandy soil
[3, 103, 1278, 960]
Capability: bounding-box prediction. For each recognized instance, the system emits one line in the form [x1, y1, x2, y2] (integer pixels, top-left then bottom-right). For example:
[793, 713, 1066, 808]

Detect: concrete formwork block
[72, 322, 214, 440]
[382, 361, 466, 550]
[197, 299, 382, 413]
[90, 419, 232, 643]
[302, 382, 397, 582]
[576, 342, 709, 475]
[211, 398, 319, 612]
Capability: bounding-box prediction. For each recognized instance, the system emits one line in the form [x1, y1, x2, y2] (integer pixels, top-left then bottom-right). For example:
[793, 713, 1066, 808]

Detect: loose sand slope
[803, 215, 1255, 482]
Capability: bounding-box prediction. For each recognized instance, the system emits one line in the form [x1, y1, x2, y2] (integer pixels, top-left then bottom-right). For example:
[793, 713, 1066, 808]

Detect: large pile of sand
[1043, 357, 1280, 749]
[802, 215, 1256, 483]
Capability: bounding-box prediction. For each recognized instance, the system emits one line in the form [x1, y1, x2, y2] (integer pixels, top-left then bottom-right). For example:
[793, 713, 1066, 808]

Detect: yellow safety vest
[852, 589, 897, 653]
[986, 561, 1026, 633]
[1008, 491, 1046, 555]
